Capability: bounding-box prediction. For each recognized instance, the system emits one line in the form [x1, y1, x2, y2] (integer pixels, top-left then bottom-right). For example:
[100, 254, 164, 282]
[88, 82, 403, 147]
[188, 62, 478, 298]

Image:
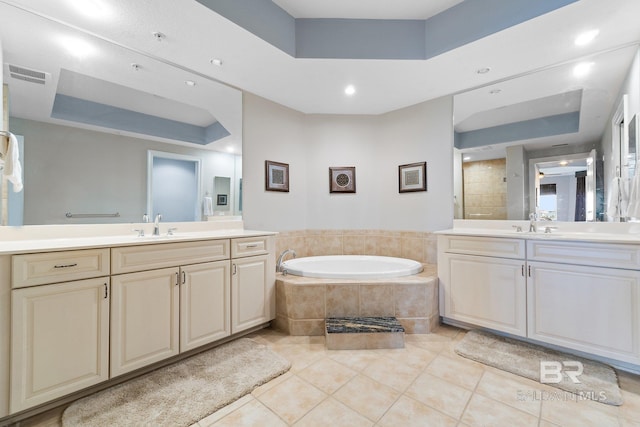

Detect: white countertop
[0, 220, 277, 254]
[436, 220, 640, 245]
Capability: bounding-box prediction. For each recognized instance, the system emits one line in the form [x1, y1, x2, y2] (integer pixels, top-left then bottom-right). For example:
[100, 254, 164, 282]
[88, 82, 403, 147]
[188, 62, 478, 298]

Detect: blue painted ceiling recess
[455, 90, 583, 150]
[455, 112, 581, 150]
[50, 70, 230, 145]
[196, 0, 577, 60]
[51, 94, 230, 146]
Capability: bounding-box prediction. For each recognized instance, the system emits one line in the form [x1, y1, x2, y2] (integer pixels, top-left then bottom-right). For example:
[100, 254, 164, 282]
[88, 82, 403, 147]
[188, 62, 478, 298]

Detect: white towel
[3, 133, 23, 192]
[607, 176, 627, 221]
[203, 196, 213, 216]
[627, 171, 640, 219]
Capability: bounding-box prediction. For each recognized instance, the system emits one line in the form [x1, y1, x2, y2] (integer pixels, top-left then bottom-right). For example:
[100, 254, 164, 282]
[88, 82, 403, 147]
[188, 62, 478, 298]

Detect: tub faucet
[277, 249, 296, 272]
[529, 212, 537, 233]
[153, 214, 162, 236]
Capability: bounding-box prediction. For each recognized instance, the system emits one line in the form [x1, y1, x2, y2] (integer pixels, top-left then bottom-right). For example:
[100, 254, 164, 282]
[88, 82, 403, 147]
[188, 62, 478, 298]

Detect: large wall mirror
[453, 44, 639, 222]
[0, 2, 242, 225]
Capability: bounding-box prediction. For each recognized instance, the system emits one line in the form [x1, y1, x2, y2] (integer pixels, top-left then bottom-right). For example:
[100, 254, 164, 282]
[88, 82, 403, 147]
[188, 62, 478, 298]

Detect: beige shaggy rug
[455, 330, 623, 406]
[62, 338, 291, 426]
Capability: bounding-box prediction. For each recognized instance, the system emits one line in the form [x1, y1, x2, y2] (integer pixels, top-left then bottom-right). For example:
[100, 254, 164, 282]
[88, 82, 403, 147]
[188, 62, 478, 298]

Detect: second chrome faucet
[153, 214, 162, 236]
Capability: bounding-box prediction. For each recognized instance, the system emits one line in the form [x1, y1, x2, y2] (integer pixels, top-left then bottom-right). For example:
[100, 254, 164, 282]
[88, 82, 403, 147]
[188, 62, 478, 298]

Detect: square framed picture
[329, 166, 356, 193]
[399, 162, 427, 193]
[216, 194, 227, 205]
[265, 160, 290, 192]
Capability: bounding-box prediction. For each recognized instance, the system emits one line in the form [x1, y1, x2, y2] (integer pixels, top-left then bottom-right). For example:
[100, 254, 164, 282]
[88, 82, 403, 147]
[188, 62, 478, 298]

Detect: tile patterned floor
[195, 326, 640, 427]
[18, 326, 640, 427]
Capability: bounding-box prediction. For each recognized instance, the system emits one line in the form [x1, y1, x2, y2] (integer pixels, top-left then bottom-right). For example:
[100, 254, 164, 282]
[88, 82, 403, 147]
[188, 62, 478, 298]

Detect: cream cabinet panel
[180, 261, 231, 352]
[231, 236, 269, 258]
[12, 248, 110, 288]
[111, 240, 229, 274]
[528, 261, 640, 364]
[441, 235, 525, 259]
[527, 240, 640, 270]
[442, 253, 527, 337]
[11, 278, 110, 412]
[232, 255, 270, 333]
[111, 268, 179, 377]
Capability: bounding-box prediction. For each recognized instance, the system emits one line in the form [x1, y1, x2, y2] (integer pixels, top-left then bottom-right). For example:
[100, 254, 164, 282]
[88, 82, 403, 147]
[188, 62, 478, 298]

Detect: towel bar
[65, 212, 120, 218]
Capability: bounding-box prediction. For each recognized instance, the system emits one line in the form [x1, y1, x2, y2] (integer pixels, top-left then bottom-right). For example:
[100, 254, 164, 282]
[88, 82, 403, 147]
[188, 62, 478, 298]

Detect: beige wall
[463, 158, 507, 220]
[242, 92, 454, 232]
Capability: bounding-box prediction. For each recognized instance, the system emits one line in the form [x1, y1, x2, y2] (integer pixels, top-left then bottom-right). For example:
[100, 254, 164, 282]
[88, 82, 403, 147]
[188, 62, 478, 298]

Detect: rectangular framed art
[265, 160, 290, 192]
[216, 194, 227, 205]
[329, 166, 356, 193]
[399, 162, 427, 193]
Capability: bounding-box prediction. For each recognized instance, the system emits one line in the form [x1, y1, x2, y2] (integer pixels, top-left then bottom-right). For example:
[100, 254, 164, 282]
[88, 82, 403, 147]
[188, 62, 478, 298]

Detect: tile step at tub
[325, 317, 405, 350]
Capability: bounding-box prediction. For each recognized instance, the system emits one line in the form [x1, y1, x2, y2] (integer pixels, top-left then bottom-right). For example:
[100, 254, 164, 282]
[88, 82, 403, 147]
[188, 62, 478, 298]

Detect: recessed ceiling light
[131, 63, 141, 71]
[152, 32, 166, 42]
[463, 156, 471, 161]
[559, 160, 569, 166]
[573, 62, 594, 77]
[67, 0, 112, 19]
[476, 67, 491, 74]
[575, 29, 600, 46]
[489, 89, 501, 94]
[210, 58, 223, 67]
[226, 146, 235, 153]
[344, 85, 356, 96]
[185, 80, 196, 87]
[59, 36, 95, 58]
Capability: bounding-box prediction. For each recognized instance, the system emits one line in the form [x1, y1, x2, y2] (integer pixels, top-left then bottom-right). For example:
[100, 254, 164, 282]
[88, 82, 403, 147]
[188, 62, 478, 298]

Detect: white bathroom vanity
[0, 220, 276, 418]
[438, 220, 640, 372]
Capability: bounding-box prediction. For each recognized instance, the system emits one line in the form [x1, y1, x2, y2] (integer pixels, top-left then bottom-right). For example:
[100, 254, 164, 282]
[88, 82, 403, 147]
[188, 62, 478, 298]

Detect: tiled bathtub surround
[275, 265, 438, 336]
[275, 230, 437, 264]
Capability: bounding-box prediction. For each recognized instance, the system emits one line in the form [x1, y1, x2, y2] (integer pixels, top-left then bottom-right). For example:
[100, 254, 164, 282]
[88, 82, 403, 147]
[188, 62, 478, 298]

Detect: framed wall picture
[265, 160, 290, 192]
[216, 194, 228, 205]
[399, 162, 427, 193]
[329, 166, 356, 193]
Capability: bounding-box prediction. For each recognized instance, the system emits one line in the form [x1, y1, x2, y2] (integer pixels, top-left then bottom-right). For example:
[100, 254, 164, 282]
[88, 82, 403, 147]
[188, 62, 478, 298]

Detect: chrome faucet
[529, 212, 537, 233]
[153, 214, 162, 236]
[277, 249, 296, 272]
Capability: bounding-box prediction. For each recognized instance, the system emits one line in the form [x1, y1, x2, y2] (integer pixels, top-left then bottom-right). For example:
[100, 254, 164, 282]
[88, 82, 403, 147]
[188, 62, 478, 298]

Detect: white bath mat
[455, 329, 623, 406]
[62, 338, 291, 426]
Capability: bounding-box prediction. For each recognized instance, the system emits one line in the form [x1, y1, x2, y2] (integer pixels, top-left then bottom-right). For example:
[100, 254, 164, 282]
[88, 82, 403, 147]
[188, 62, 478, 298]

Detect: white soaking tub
[281, 255, 423, 279]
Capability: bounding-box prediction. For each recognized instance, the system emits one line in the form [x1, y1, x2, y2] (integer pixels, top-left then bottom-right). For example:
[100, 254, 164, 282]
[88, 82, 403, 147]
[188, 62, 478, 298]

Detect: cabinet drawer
[12, 249, 110, 288]
[232, 237, 269, 258]
[440, 235, 525, 259]
[112, 240, 230, 274]
[527, 240, 640, 270]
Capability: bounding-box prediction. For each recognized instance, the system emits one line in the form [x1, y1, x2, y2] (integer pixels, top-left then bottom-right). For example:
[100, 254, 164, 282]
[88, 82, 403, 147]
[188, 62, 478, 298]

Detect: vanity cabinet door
[180, 261, 231, 352]
[441, 253, 527, 337]
[110, 268, 180, 377]
[527, 261, 640, 364]
[231, 254, 270, 333]
[10, 278, 110, 412]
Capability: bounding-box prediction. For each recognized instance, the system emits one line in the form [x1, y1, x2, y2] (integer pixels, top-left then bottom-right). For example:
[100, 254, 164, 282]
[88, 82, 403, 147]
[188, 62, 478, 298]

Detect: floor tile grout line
[457, 365, 488, 425]
[252, 364, 328, 426]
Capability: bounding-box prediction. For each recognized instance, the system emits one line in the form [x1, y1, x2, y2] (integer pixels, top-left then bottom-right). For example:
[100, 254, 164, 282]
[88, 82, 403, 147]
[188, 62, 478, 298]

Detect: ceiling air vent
[7, 64, 48, 85]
